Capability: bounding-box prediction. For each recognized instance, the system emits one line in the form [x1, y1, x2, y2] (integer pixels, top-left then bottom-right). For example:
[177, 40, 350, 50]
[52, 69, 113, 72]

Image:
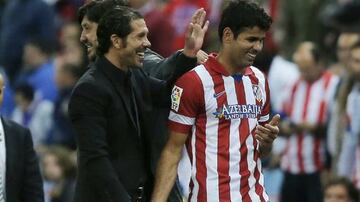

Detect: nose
[143, 37, 151, 48]
[80, 31, 86, 43]
[254, 40, 263, 52]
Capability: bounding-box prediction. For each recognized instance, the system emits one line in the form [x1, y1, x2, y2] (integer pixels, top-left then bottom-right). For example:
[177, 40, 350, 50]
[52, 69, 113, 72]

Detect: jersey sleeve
[258, 76, 271, 124]
[168, 70, 204, 134]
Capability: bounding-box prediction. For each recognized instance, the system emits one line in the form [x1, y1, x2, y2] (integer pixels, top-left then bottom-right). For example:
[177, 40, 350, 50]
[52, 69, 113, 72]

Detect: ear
[222, 27, 234, 44]
[110, 34, 123, 49]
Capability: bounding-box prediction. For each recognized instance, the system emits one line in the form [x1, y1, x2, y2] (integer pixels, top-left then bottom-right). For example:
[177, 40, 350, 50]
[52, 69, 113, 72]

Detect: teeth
[248, 53, 256, 58]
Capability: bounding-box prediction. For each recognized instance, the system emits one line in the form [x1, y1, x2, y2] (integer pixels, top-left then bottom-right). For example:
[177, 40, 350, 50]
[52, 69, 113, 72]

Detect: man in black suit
[0, 73, 44, 202]
[69, 6, 207, 202]
[78, 0, 207, 181]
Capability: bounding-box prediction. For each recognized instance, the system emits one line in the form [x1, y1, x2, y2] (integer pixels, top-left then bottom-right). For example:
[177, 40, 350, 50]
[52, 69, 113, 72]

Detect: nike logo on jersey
[213, 91, 226, 98]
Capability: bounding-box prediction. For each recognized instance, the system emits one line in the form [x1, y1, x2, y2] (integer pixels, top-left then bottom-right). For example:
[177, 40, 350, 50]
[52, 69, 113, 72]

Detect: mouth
[247, 52, 257, 61]
[85, 43, 94, 52]
[136, 51, 145, 61]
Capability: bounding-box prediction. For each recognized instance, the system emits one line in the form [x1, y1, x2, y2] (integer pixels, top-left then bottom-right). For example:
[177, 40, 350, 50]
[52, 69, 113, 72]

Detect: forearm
[151, 145, 182, 202]
[144, 49, 197, 81]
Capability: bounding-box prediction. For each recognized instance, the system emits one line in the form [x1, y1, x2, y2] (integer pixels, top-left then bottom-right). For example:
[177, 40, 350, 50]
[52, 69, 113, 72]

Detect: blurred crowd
[0, 0, 360, 201]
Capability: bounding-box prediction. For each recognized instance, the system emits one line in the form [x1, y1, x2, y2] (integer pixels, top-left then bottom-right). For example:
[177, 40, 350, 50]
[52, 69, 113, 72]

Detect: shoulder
[249, 66, 266, 81]
[71, 66, 108, 97]
[144, 48, 164, 61]
[175, 64, 205, 87]
[172, 65, 206, 104]
[2, 117, 29, 135]
[69, 67, 111, 112]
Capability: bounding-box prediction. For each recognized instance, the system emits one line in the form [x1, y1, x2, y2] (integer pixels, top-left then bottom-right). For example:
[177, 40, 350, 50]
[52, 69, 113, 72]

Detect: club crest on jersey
[252, 84, 263, 102]
[213, 104, 261, 120]
[171, 85, 183, 112]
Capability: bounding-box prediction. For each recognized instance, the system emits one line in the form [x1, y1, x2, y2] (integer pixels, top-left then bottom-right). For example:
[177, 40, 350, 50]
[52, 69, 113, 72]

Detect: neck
[305, 70, 323, 83]
[104, 53, 128, 72]
[217, 50, 246, 75]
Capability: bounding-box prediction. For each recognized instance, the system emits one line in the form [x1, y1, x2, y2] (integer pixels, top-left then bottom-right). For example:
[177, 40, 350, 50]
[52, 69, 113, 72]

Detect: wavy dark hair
[96, 7, 143, 56]
[77, 0, 129, 24]
[218, 0, 272, 42]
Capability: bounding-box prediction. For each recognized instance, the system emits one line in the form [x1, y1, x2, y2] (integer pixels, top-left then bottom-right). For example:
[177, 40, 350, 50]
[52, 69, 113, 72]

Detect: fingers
[264, 124, 280, 134]
[198, 9, 206, 27]
[196, 50, 208, 64]
[255, 131, 276, 145]
[256, 125, 277, 139]
[202, 20, 210, 33]
[191, 8, 204, 25]
[186, 23, 194, 39]
[255, 133, 273, 145]
[269, 114, 281, 126]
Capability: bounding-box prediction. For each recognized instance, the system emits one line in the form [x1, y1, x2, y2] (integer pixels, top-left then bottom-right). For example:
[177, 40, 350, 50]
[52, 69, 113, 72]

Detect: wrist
[182, 48, 197, 58]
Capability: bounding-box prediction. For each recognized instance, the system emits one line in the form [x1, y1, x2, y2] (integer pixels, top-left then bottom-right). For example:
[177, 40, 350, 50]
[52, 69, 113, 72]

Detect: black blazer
[69, 53, 195, 202]
[3, 117, 44, 202]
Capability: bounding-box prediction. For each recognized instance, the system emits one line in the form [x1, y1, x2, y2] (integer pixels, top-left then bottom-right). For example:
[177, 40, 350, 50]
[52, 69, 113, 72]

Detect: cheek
[350, 63, 360, 73]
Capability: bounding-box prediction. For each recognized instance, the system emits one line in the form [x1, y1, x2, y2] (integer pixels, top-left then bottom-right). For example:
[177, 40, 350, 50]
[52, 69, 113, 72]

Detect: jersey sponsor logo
[171, 85, 183, 112]
[213, 104, 261, 120]
[252, 84, 263, 102]
[213, 90, 226, 99]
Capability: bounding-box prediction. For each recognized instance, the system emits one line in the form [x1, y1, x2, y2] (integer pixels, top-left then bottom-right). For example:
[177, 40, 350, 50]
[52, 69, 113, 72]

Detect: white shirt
[0, 118, 6, 202]
[268, 55, 299, 112]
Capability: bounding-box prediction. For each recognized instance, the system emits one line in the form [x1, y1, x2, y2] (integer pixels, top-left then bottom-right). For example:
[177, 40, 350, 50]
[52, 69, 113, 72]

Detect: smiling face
[80, 16, 98, 61]
[223, 26, 265, 69]
[116, 19, 151, 68]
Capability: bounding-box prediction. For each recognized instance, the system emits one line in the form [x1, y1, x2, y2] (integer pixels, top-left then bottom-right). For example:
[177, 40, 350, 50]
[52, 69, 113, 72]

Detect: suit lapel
[2, 118, 15, 186]
[130, 75, 141, 136]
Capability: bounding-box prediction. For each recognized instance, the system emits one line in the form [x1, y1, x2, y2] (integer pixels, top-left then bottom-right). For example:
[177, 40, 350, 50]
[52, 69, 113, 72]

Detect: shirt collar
[96, 56, 132, 85]
[205, 53, 254, 77]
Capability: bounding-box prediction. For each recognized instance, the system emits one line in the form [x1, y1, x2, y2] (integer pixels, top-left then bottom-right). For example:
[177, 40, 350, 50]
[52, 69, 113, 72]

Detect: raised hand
[255, 114, 280, 149]
[183, 8, 210, 58]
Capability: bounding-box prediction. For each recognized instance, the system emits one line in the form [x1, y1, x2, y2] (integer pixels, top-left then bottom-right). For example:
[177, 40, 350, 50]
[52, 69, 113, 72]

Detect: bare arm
[151, 131, 188, 202]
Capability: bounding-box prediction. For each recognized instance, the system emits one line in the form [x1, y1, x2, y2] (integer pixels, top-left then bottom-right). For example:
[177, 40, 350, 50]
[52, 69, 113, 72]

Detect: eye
[82, 25, 90, 31]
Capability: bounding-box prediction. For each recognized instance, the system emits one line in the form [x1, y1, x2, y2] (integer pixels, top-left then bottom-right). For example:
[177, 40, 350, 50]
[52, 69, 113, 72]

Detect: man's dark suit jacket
[2, 117, 44, 202]
[69, 52, 196, 202]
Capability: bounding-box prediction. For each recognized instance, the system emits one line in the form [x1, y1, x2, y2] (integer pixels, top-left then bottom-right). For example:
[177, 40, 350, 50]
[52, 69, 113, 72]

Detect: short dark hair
[218, 0, 272, 42]
[96, 6, 143, 56]
[77, 0, 129, 24]
[324, 177, 359, 202]
[309, 42, 323, 64]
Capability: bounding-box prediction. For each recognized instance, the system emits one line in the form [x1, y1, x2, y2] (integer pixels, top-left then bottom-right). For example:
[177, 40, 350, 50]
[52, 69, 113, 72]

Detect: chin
[88, 52, 96, 62]
[132, 63, 143, 69]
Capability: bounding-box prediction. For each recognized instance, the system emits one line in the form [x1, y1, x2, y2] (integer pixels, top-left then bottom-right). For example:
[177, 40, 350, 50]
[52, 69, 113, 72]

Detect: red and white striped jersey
[281, 71, 339, 174]
[169, 54, 270, 202]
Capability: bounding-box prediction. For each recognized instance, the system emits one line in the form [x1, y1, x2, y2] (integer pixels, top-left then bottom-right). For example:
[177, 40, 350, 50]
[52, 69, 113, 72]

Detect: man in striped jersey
[280, 42, 340, 202]
[151, 1, 280, 201]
